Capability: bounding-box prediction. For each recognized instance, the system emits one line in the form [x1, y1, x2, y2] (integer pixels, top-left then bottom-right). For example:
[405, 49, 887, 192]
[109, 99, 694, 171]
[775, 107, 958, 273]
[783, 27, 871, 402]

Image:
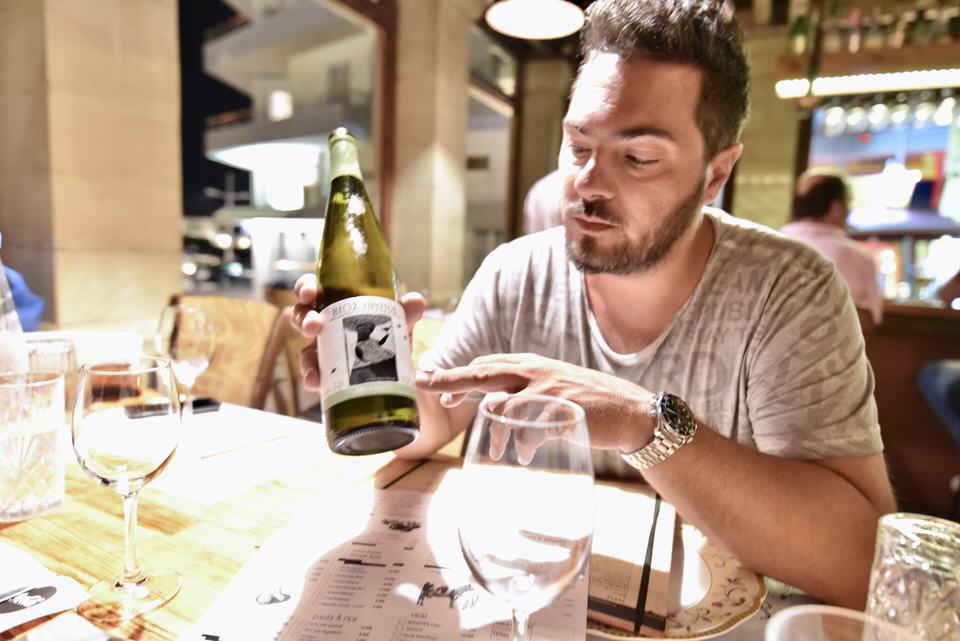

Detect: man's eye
[570, 144, 590, 156]
[626, 155, 657, 167]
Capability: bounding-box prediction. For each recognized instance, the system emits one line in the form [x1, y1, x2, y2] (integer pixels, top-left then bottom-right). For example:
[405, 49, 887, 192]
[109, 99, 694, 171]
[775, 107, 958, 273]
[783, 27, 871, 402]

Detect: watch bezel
[658, 392, 697, 439]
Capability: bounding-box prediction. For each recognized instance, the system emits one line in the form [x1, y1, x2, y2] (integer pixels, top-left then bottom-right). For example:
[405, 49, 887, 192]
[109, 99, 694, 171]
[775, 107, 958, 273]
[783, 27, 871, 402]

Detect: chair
[264, 288, 317, 419]
[917, 360, 960, 520]
[170, 294, 285, 409]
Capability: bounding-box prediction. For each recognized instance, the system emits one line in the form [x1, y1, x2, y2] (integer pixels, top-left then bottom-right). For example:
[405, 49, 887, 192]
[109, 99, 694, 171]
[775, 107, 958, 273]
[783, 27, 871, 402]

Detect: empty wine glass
[72, 357, 181, 621]
[155, 305, 215, 416]
[458, 393, 594, 641]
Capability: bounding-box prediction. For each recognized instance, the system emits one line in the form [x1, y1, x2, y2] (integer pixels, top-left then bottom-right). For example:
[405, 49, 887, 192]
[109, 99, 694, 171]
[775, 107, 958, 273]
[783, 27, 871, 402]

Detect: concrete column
[0, 0, 182, 328]
[513, 58, 573, 235]
[390, 0, 485, 307]
[733, 26, 799, 228]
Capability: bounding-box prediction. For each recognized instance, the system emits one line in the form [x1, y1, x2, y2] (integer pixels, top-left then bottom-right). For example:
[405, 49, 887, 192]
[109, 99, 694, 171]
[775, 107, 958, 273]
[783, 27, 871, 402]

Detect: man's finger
[488, 422, 511, 461]
[298, 324, 321, 391]
[294, 274, 318, 304]
[400, 292, 426, 327]
[300, 309, 324, 337]
[415, 363, 527, 395]
[515, 427, 549, 465]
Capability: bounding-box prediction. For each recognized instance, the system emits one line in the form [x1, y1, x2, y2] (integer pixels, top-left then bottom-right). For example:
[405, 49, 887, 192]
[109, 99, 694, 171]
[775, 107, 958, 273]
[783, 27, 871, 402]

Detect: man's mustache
[566, 199, 620, 225]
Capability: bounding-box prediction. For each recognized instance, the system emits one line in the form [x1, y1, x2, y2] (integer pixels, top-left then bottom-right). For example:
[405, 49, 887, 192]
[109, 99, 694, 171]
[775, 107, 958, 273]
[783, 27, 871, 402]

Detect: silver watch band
[620, 392, 697, 472]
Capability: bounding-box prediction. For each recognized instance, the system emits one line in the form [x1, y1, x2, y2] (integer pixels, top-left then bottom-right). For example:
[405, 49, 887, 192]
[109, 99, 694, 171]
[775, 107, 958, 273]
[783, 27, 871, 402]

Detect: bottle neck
[329, 138, 363, 181]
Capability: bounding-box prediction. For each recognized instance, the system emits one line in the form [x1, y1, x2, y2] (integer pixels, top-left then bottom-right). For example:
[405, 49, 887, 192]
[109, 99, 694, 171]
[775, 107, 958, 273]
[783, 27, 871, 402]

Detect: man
[781, 172, 884, 324]
[295, 0, 895, 609]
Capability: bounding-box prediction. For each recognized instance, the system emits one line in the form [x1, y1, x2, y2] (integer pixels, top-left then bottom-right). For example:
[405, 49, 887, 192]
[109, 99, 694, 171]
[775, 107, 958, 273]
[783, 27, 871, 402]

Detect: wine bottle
[314, 127, 419, 455]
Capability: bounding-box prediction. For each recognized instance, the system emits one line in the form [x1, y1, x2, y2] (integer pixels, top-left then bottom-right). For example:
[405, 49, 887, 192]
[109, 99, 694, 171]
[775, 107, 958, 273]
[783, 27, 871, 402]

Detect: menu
[180, 480, 587, 641]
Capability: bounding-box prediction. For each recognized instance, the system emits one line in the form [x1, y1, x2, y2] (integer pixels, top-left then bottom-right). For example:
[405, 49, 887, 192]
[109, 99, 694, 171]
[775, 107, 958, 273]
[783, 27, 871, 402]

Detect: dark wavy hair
[580, 0, 750, 160]
[792, 174, 848, 220]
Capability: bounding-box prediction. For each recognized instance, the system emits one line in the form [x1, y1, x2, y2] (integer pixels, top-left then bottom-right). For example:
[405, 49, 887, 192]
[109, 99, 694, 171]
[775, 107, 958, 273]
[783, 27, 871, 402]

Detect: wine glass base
[78, 568, 181, 622]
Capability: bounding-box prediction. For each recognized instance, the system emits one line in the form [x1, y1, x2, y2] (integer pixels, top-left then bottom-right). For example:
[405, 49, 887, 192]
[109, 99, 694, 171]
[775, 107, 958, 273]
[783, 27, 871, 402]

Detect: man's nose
[573, 154, 614, 203]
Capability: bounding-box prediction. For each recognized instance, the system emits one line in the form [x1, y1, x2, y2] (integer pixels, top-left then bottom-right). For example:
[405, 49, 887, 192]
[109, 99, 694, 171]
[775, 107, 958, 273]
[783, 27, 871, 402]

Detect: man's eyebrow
[564, 121, 676, 143]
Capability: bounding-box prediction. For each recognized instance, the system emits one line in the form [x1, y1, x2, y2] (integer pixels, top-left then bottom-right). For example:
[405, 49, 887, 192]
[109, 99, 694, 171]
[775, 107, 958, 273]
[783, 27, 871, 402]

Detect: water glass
[766, 604, 924, 641]
[866, 513, 960, 641]
[26, 338, 77, 410]
[0, 372, 65, 522]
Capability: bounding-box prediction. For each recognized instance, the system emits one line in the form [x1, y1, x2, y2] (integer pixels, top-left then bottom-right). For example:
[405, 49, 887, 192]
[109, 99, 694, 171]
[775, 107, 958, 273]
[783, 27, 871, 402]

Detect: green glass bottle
[314, 127, 419, 455]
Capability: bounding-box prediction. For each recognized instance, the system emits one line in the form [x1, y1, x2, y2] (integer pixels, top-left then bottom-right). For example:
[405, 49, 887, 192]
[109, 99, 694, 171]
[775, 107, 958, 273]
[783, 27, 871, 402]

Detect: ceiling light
[485, 0, 585, 40]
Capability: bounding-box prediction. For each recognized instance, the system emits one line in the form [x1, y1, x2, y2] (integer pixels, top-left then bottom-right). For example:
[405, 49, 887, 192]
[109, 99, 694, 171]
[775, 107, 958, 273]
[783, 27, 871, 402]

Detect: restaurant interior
[1, 0, 959, 640]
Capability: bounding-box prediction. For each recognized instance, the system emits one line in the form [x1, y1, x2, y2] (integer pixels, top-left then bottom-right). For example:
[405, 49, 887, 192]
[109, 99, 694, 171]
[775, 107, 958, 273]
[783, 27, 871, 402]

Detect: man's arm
[644, 426, 893, 609]
[417, 352, 895, 609]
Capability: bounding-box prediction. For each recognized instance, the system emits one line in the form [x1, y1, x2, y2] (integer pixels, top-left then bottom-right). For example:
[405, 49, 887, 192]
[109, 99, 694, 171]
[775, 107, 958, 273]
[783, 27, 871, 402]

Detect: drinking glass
[0, 372, 65, 522]
[154, 305, 215, 416]
[72, 357, 181, 621]
[866, 513, 960, 641]
[26, 337, 78, 410]
[766, 604, 924, 641]
[458, 393, 594, 641]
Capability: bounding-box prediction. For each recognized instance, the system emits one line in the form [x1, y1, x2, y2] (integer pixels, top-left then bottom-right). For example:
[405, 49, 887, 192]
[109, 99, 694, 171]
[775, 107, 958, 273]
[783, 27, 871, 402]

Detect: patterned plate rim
[586, 525, 767, 640]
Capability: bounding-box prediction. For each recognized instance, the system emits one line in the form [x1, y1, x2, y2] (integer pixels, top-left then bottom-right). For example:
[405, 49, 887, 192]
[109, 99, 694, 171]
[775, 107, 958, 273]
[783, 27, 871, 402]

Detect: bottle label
[317, 296, 416, 408]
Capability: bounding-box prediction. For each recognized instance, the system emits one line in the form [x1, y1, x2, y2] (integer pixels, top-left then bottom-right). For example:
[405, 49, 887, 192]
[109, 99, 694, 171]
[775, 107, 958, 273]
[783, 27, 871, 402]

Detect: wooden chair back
[171, 294, 283, 408]
[264, 288, 312, 414]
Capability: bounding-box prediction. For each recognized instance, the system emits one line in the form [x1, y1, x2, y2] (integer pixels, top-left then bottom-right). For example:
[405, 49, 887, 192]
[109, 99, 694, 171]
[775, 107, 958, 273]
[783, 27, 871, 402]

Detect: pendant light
[485, 0, 585, 40]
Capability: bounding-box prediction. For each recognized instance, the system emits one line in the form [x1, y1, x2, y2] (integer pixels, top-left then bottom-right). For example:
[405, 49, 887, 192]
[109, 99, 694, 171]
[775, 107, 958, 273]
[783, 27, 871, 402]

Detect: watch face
[660, 393, 697, 438]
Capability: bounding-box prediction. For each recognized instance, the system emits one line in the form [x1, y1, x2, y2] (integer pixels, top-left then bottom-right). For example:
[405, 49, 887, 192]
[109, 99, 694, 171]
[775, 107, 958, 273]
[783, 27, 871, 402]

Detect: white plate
[587, 524, 766, 640]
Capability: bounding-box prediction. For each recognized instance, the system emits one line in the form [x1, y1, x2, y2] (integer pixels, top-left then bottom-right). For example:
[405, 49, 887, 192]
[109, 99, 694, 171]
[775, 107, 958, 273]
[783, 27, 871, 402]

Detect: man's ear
[702, 143, 743, 206]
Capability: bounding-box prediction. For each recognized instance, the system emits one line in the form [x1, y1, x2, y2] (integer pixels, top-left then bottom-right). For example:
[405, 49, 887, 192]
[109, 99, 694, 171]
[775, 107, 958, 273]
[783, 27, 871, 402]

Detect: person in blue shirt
[3, 266, 44, 331]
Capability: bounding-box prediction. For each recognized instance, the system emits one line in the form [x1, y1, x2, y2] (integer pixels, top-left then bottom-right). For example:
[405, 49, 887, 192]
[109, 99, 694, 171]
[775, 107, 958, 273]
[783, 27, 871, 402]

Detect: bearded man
[295, 0, 895, 609]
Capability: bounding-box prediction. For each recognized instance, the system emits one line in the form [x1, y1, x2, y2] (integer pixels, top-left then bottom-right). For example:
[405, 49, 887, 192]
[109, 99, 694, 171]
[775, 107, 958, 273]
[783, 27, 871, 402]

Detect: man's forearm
[644, 426, 894, 609]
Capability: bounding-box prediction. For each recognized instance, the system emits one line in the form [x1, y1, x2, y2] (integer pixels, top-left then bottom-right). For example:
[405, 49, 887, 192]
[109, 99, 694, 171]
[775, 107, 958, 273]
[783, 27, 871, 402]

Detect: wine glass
[155, 305, 216, 417]
[72, 357, 182, 621]
[766, 604, 924, 641]
[458, 393, 594, 641]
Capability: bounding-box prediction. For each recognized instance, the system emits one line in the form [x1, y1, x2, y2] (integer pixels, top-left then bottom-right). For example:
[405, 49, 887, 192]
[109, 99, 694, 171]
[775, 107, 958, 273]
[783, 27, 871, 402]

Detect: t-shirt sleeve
[418, 248, 511, 372]
[745, 261, 883, 459]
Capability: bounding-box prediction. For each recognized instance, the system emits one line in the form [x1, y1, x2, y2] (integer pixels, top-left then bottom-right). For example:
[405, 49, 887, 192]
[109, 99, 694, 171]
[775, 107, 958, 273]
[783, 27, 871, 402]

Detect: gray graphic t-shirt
[421, 209, 882, 478]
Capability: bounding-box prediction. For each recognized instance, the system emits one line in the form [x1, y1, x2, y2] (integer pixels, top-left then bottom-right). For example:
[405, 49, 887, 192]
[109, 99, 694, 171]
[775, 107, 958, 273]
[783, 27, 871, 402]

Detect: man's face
[561, 53, 710, 275]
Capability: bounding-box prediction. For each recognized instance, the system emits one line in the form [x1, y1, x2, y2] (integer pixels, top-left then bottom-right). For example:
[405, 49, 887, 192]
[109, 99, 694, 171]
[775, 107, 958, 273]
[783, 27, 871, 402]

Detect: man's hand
[290, 274, 426, 391]
[415, 352, 655, 452]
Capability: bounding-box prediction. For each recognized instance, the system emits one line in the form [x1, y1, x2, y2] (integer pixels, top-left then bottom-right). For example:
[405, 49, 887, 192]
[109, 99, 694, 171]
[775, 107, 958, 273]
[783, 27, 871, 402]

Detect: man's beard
[565, 181, 705, 275]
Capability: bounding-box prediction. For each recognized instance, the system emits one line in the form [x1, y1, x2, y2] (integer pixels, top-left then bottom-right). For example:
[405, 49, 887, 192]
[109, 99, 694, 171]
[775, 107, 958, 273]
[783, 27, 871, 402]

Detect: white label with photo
[317, 296, 415, 408]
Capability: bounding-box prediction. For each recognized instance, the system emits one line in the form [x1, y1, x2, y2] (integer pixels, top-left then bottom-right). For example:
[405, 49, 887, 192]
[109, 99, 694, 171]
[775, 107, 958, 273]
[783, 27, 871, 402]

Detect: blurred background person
[781, 172, 883, 324]
[4, 265, 44, 332]
[522, 168, 564, 235]
[933, 268, 960, 309]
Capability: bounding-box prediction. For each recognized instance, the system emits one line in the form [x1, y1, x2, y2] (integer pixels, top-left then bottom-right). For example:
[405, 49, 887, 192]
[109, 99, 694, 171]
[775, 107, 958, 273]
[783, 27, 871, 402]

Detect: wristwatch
[620, 392, 698, 471]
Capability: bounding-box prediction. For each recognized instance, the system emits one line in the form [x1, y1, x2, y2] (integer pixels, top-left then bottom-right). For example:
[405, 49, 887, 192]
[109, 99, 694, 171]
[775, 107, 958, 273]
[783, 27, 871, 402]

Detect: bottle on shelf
[786, 0, 811, 57]
[887, 10, 911, 48]
[863, 7, 887, 49]
[313, 127, 420, 456]
[821, 0, 844, 53]
[929, 0, 953, 43]
[845, 6, 863, 53]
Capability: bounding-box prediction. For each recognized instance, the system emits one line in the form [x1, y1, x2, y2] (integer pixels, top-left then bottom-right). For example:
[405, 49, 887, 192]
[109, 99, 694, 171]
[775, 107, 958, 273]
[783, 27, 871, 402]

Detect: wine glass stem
[182, 383, 194, 419]
[512, 608, 529, 641]
[121, 492, 143, 584]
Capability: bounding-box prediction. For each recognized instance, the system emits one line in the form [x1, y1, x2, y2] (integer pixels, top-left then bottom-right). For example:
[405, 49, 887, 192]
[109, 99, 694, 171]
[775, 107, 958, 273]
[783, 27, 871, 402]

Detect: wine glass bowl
[155, 305, 216, 415]
[72, 357, 182, 622]
[458, 393, 594, 641]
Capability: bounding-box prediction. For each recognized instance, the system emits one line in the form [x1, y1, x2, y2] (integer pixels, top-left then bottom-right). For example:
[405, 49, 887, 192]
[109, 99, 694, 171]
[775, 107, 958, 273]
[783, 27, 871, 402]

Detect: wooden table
[1, 404, 771, 641]
[0, 404, 424, 641]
